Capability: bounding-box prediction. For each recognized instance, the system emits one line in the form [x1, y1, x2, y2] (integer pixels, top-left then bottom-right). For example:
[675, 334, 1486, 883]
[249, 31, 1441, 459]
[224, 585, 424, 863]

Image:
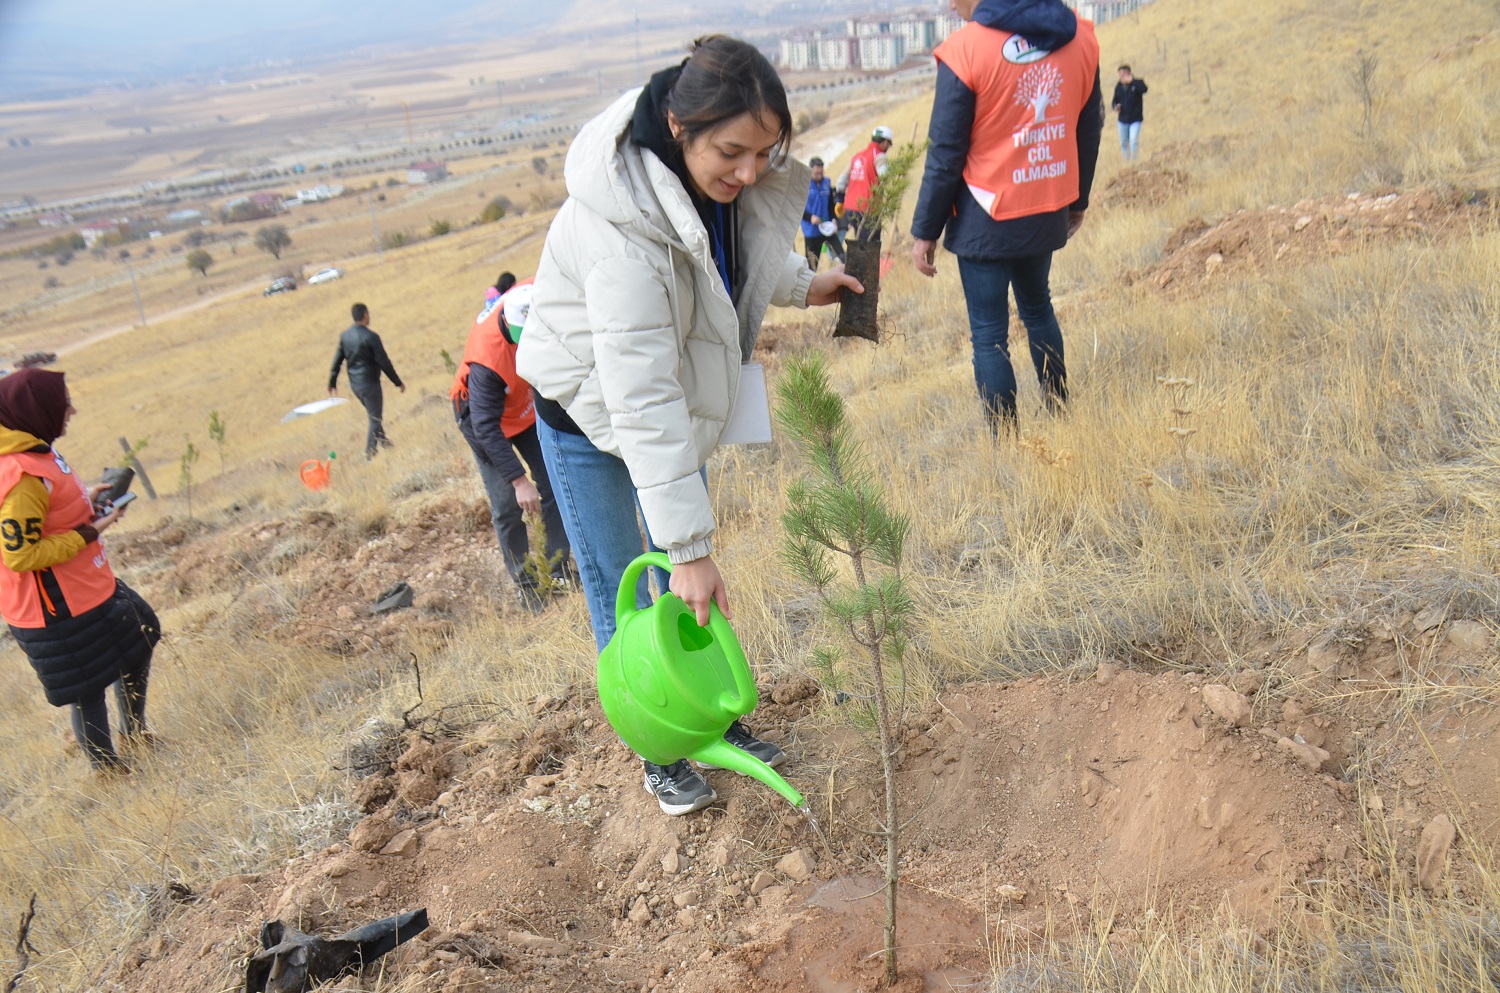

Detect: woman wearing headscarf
[0, 369, 160, 772]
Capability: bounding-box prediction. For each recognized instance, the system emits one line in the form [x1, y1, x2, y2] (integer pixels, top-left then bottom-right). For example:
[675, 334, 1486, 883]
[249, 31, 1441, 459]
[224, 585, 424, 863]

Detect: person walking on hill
[329, 303, 405, 460]
[801, 157, 844, 270]
[837, 124, 894, 240]
[517, 35, 861, 817]
[1111, 64, 1147, 161]
[0, 369, 161, 773]
[910, 0, 1103, 435]
[452, 275, 574, 613]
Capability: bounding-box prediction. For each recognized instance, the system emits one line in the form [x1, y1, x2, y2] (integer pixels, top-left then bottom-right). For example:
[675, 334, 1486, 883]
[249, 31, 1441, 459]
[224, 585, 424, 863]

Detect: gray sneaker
[696, 720, 787, 771]
[643, 759, 717, 816]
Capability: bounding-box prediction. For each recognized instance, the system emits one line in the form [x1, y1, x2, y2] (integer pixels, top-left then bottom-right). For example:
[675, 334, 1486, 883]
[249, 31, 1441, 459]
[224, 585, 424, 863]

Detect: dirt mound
[1099, 166, 1191, 209]
[109, 648, 1500, 993]
[1138, 187, 1494, 290]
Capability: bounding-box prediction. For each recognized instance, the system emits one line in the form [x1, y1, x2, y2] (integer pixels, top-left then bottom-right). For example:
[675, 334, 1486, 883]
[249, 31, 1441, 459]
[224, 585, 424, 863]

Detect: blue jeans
[1118, 120, 1142, 160]
[536, 418, 671, 652]
[956, 253, 1067, 432]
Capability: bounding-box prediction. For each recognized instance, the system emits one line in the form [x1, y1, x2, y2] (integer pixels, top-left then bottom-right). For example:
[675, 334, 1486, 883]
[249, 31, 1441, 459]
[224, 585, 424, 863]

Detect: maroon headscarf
[0, 369, 70, 445]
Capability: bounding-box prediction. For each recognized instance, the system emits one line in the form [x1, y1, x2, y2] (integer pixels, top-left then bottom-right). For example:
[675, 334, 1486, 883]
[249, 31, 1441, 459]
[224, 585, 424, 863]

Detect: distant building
[847, 17, 891, 37]
[295, 184, 345, 203]
[815, 35, 858, 71]
[780, 34, 820, 71]
[166, 208, 203, 224]
[934, 12, 964, 42]
[406, 161, 448, 184]
[249, 192, 285, 213]
[892, 15, 936, 54]
[79, 223, 117, 246]
[37, 211, 72, 228]
[1073, 0, 1147, 24]
[859, 33, 908, 71]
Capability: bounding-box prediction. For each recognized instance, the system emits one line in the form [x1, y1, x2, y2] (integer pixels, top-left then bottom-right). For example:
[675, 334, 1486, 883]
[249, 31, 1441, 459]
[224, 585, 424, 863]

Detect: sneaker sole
[642, 773, 716, 816]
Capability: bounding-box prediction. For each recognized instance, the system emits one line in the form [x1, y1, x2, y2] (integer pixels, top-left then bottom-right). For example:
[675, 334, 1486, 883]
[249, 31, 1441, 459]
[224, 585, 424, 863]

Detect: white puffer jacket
[517, 88, 815, 563]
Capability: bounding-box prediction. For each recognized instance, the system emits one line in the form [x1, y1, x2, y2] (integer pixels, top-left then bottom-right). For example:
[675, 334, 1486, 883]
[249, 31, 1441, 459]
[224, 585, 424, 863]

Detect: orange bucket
[299, 454, 334, 491]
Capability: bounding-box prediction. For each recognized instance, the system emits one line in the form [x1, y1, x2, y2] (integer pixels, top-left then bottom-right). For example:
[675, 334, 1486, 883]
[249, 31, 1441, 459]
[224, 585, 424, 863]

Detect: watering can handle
[615, 552, 756, 713]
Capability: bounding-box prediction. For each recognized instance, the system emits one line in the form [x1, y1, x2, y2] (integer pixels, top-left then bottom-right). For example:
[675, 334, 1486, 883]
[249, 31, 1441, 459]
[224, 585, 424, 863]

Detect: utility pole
[126, 261, 146, 326]
[369, 195, 383, 262]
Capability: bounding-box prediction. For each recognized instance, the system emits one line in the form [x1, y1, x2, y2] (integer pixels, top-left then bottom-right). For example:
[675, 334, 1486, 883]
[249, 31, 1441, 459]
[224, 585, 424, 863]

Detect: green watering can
[597, 552, 804, 809]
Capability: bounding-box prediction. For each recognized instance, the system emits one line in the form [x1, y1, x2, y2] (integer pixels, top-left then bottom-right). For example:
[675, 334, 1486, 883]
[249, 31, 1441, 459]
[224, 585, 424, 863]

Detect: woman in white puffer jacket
[517, 36, 859, 815]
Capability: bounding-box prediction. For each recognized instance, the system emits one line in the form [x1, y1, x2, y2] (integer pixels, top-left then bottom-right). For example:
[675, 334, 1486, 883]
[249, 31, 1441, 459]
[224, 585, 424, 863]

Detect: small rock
[627, 896, 652, 925]
[1276, 736, 1331, 773]
[1306, 640, 1341, 674]
[1416, 815, 1457, 892]
[1202, 684, 1252, 727]
[207, 874, 261, 900]
[507, 930, 567, 954]
[435, 791, 457, 809]
[1095, 662, 1119, 684]
[349, 811, 398, 853]
[775, 849, 816, 882]
[749, 871, 776, 896]
[380, 829, 419, 857]
[996, 884, 1026, 904]
[672, 888, 699, 908]
[1228, 671, 1266, 697]
[1204, 252, 1224, 275]
[771, 677, 820, 705]
[1446, 620, 1490, 653]
[661, 850, 681, 875]
[1293, 215, 1313, 232]
[757, 885, 788, 906]
[1412, 605, 1446, 633]
[708, 842, 732, 868]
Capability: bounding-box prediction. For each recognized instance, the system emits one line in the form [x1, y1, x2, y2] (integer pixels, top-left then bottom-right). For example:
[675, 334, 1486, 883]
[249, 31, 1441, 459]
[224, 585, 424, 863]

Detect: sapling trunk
[776, 354, 912, 988]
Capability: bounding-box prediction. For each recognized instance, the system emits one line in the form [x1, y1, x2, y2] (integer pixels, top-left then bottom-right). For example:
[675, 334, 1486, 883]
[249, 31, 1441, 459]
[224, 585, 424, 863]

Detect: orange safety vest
[0, 449, 116, 628]
[934, 18, 1100, 223]
[841, 142, 883, 213]
[450, 279, 536, 439]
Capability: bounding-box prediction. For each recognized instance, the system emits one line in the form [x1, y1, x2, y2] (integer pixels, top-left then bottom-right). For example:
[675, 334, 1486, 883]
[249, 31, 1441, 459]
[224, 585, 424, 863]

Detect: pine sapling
[179, 439, 199, 519]
[776, 353, 913, 987]
[207, 410, 227, 475]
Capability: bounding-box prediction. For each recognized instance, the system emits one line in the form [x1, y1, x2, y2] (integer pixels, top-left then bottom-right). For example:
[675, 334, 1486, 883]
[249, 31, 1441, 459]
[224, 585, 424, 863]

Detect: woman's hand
[806, 267, 864, 307]
[93, 500, 128, 533]
[669, 555, 732, 627]
[87, 482, 111, 504]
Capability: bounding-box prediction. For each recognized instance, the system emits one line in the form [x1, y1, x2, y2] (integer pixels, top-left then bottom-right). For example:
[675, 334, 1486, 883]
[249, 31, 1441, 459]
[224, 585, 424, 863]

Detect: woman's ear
[666, 111, 683, 141]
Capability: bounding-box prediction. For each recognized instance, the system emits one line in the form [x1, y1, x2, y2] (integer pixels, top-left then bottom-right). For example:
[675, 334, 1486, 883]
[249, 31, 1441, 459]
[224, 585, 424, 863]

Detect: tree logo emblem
[1014, 63, 1065, 124]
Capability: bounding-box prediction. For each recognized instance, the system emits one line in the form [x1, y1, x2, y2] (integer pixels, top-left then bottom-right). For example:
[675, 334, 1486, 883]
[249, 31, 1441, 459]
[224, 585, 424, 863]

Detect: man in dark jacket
[1111, 65, 1148, 161]
[329, 303, 405, 459]
[801, 157, 844, 270]
[910, 0, 1102, 434]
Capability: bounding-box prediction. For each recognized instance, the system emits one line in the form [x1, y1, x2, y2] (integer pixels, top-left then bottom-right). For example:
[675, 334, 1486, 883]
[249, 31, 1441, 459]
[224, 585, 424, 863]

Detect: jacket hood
[0, 424, 48, 456]
[972, 0, 1078, 51]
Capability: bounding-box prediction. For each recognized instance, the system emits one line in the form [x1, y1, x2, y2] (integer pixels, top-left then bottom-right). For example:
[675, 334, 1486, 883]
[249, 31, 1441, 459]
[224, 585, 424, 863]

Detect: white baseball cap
[872, 125, 895, 142]
[503, 283, 534, 334]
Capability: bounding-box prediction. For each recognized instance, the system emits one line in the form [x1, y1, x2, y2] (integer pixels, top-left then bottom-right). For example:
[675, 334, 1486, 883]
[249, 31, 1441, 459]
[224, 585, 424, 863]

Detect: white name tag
[721, 362, 773, 445]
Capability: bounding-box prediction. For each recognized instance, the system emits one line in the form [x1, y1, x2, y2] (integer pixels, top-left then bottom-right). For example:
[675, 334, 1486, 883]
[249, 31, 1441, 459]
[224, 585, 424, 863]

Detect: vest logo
[1014, 63, 1066, 124]
[52, 451, 72, 475]
[1003, 35, 1051, 65]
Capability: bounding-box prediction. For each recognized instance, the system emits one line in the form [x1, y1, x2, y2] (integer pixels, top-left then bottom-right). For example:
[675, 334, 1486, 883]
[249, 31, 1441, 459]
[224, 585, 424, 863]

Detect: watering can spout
[691, 739, 804, 809]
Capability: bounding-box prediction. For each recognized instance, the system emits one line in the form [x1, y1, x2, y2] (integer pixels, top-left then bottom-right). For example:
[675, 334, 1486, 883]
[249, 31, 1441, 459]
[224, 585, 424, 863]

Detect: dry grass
[0, 0, 1498, 989]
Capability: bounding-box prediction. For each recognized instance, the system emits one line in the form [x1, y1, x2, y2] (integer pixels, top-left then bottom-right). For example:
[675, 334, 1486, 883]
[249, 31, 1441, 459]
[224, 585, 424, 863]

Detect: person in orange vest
[910, 0, 1102, 434]
[452, 275, 573, 612]
[836, 124, 894, 241]
[0, 369, 160, 773]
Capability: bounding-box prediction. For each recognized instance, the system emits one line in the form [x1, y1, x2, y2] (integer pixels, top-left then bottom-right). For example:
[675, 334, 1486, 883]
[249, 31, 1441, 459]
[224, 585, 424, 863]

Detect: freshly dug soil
[834, 237, 882, 342]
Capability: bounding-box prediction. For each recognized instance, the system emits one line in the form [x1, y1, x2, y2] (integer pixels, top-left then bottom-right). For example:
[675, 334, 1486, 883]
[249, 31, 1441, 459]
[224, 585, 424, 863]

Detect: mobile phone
[110, 492, 138, 510]
[94, 491, 137, 521]
[100, 466, 134, 503]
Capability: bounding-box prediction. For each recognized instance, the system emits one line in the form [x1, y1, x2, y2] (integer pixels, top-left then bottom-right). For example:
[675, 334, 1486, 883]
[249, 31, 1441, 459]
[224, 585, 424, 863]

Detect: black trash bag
[244, 908, 429, 993]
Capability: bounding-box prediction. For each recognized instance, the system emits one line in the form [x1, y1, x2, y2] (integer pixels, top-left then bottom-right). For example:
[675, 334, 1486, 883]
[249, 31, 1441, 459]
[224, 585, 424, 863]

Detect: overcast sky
[0, 0, 555, 96]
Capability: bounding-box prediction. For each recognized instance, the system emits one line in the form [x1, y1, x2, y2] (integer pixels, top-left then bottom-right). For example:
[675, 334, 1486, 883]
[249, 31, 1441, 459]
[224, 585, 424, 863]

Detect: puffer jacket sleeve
[770, 250, 816, 309]
[584, 255, 715, 563]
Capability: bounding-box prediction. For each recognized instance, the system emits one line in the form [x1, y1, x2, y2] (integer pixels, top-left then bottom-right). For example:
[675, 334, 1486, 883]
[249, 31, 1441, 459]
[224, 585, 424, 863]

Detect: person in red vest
[0, 369, 160, 773]
[836, 124, 894, 241]
[910, 0, 1102, 434]
[452, 275, 573, 612]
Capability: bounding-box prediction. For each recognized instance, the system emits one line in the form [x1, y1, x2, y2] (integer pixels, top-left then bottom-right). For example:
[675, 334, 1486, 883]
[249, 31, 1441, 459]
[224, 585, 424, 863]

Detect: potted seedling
[833, 140, 927, 343]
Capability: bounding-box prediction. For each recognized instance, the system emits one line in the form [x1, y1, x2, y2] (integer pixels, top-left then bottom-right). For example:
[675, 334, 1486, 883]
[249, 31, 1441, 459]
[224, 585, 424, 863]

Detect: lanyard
[711, 202, 731, 298]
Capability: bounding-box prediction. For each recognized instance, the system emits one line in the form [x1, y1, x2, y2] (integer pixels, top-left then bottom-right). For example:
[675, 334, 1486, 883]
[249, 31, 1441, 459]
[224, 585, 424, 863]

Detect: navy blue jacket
[456, 362, 527, 481]
[802, 177, 835, 237]
[911, 0, 1103, 260]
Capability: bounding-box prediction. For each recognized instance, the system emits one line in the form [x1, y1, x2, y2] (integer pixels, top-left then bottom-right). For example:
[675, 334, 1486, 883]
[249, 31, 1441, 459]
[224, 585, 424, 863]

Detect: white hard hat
[503, 282, 534, 333]
[872, 125, 895, 142]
